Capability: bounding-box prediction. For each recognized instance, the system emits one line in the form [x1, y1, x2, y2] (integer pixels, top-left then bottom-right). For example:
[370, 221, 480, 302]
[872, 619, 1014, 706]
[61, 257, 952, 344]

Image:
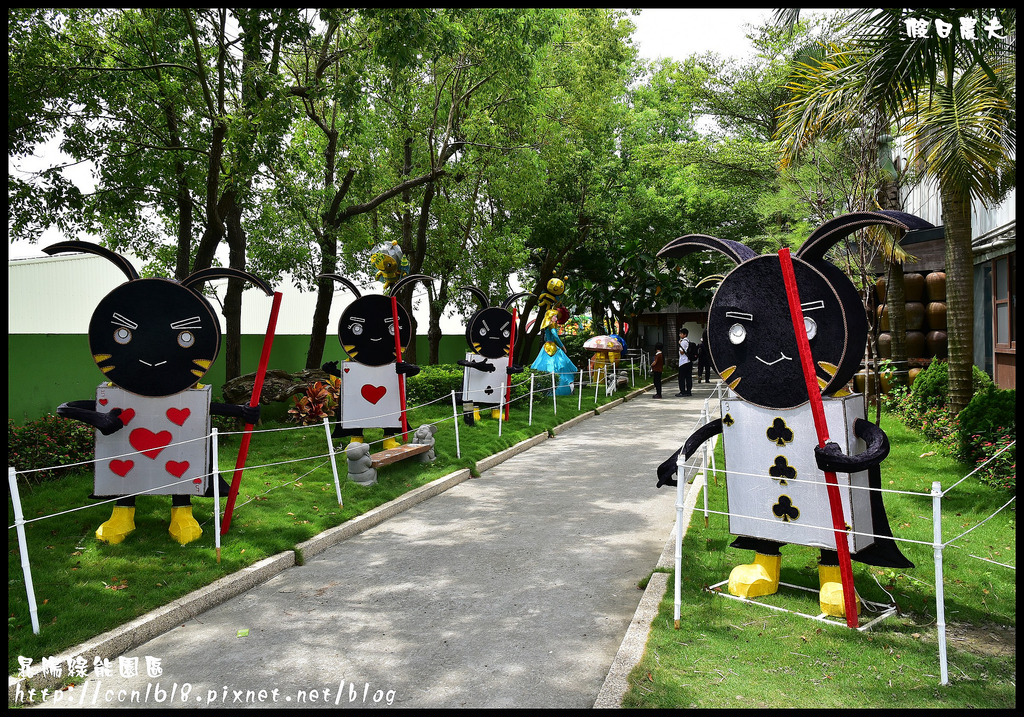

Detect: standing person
[697, 335, 712, 383]
[650, 342, 665, 398]
[676, 328, 693, 397]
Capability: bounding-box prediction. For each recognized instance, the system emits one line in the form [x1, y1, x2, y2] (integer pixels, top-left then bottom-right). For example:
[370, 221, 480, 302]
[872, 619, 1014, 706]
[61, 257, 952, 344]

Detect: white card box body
[721, 392, 875, 554]
[94, 384, 211, 497]
[340, 362, 403, 429]
[461, 353, 509, 405]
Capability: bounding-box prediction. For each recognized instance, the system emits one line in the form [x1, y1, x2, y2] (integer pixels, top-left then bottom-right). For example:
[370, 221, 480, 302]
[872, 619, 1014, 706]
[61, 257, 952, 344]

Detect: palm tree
[774, 9, 1015, 413]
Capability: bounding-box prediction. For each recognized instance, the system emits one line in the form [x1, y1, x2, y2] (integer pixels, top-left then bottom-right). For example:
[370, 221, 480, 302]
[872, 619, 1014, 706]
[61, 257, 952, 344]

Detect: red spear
[777, 248, 859, 628]
[391, 295, 409, 442]
[504, 308, 518, 420]
[221, 291, 282, 535]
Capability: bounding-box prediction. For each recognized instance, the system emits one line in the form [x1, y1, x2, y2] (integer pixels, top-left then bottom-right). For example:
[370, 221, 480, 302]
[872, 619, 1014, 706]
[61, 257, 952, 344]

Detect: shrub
[287, 376, 340, 426]
[956, 386, 1016, 491]
[8, 415, 95, 483]
[405, 363, 463, 406]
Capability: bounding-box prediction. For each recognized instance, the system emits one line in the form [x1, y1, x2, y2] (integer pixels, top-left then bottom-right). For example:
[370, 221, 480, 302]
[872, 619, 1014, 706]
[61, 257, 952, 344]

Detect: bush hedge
[8, 415, 95, 483]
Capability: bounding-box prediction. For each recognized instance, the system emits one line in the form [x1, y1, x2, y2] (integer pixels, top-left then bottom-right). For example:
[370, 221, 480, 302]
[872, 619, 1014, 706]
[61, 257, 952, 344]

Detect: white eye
[502, 329, 510, 338]
[804, 317, 817, 340]
[114, 327, 132, 345]
[349, 323, 363, 336]
[479, 327, 488, 337]
[728, 323, 746, 345]
[388, 323, 395, 336]
[178, 331, 195, 348]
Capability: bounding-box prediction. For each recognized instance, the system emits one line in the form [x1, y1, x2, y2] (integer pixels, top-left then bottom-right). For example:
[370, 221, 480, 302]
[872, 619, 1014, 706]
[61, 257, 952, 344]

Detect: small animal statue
[320, 273, 432, 450]
[655, 211, 934, 617]
[345, 442, 377, 486]
[457, 286, 531, 425]
[411, 423, 438, 463]
[42, 241, 273, 545]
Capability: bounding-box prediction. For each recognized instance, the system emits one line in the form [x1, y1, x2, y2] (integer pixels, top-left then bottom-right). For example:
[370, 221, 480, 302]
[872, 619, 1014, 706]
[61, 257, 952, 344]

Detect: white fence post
[212, 428, 222, 562]
[932, 480, 949, 685]
[451, 391, 461, 459]
[529, 375, 535, 426]
[324, 418, 343, 507]
[9, 466, 40, 634]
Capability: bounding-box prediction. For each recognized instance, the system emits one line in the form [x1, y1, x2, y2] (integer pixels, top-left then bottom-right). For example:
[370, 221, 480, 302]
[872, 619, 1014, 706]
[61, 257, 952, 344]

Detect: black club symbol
[768, 456, 796, 485]
[772, 495, 800, 523]
[766, 418, 794, 447]
[722, 413, 735, 427]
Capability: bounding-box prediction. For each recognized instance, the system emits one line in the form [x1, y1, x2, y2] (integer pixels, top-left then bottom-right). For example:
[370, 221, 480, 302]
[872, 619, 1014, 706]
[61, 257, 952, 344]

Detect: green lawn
[621, 411, 1016, 709]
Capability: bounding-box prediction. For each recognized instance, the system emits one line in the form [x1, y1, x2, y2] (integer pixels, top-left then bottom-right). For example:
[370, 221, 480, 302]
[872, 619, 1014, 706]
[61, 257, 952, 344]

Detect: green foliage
[405, 364, 464, 406]
[908, 359, 993, 412]
[7, 415, 94, 483]
[956, 386, 1016, 491]
[287, 377, 340, 426]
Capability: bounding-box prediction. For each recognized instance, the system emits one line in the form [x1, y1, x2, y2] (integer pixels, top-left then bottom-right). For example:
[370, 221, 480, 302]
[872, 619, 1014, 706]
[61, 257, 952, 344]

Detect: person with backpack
[676, 328, 694, 397]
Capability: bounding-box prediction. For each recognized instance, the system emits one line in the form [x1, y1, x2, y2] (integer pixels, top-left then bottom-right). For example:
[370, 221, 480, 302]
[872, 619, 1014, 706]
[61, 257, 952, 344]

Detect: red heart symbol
[129, 428, 173, 459]
[166, 407, 191, 426]
[343, 367, 351, 373]
[165, 460, 190, 478]
[360, 384, 387, 405]
[98, 398, 109, 406]
[117, 408, 135, 426]
[110, 460, 134, 477]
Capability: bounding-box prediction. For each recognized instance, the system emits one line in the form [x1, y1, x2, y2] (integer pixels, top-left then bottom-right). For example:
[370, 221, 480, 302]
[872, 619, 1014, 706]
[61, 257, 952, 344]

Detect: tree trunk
[940, 180, 975, 414]
[223, 204, 246, 381]
[306, 234, 340, 369]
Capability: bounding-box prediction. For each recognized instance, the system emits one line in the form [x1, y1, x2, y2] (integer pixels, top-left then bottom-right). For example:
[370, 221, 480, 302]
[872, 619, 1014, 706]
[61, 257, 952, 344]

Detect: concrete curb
[297, 468, 473, 560]
[592, 471, 708, 708]
[474, 432, 549, 473]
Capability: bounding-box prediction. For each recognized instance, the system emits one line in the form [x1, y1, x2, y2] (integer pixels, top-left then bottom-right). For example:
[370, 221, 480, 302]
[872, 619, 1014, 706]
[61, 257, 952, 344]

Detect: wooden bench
[369, 443, 433, 469]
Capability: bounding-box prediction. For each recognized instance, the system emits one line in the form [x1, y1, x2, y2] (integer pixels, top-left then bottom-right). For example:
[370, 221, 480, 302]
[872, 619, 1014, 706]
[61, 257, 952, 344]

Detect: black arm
[56, 400, 125, 435]
[212, 402, 261, 425]
[814, 418, 890, 473]
[657, 418, 723, 488]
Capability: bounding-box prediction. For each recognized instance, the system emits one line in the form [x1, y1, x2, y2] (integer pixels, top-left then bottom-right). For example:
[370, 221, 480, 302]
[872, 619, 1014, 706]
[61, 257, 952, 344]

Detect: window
[993, 254, 1015, 350]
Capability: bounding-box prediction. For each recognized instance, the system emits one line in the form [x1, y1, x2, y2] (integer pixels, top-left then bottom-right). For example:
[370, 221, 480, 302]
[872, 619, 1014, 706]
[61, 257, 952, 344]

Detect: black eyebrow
[725, 311, 753, 321]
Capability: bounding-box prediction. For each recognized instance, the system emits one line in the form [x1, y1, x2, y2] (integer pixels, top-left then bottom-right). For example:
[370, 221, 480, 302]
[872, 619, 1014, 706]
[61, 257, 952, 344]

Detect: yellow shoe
[168, 505, 203, 545]
[382, 436, 401, 451]
[728, 553, 781, 598]
[349, 435, 364, 444]
[491, 408, 501, 420]
[818, 564, 861, 617]
[473, 409, 482, 422]
[95, 506, 136, 544]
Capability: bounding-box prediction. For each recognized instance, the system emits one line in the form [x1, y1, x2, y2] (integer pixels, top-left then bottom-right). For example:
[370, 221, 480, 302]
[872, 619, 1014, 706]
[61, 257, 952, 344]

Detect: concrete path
[26, 379, 721, 710]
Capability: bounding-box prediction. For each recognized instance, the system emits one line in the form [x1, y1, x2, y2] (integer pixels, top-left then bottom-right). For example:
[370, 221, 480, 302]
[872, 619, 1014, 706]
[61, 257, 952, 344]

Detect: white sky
[8, 8, 832, 261]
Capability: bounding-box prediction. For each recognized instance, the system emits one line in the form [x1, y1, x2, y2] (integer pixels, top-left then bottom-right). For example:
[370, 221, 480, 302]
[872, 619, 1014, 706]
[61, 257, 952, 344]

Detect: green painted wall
[8, 333, 467, 424]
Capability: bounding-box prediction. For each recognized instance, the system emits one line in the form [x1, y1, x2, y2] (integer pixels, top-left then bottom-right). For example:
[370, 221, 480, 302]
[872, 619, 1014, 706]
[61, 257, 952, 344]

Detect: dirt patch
[943, 622, 1015, 657]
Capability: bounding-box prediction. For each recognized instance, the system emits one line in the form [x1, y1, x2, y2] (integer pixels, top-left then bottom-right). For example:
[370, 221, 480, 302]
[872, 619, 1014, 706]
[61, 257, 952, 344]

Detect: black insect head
[460, 287, 532, 360]
[320, 273, 432, 367]
[43, 242, 273, 397]
[657, 211, 936, 409]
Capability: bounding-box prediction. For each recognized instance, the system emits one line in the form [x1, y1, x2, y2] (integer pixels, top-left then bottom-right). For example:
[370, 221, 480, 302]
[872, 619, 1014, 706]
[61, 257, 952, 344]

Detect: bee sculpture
[655, 211, 934, 617]
[369, 240, 410, 293]
[536, 274, 567, 313]
[43, 241, 272, 545]
[320, 273, 432, 449]
[457, 286, 532, 425]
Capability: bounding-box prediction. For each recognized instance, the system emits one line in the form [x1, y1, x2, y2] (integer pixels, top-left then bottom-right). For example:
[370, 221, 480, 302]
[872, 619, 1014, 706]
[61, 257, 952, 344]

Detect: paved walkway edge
[593, 472, 708, 708]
